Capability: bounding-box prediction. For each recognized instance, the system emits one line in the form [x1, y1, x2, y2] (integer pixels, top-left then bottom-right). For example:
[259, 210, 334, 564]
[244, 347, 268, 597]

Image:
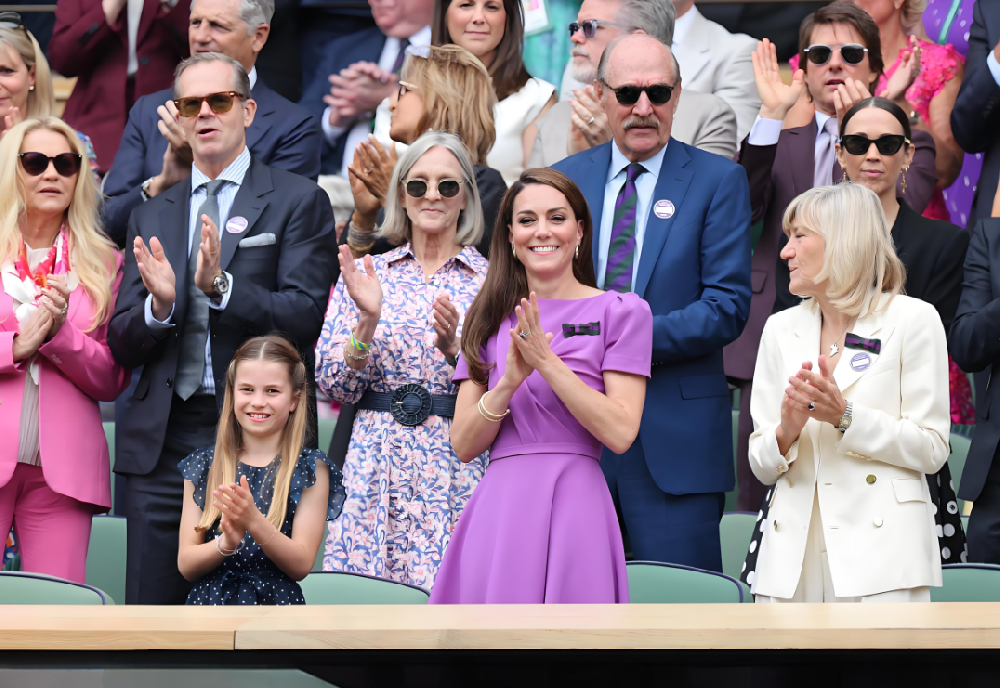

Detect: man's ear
[630, 29, 647, 36]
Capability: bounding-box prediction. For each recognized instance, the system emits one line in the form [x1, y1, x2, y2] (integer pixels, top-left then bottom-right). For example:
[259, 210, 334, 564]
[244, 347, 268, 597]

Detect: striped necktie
[604, 162, 645, 293]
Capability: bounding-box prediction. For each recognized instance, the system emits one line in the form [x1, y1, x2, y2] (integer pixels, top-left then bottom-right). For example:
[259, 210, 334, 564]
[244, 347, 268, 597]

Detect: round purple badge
[850, 352, 871, 372]
[653, 199, 675, 219]
[226, 216, 249, 233]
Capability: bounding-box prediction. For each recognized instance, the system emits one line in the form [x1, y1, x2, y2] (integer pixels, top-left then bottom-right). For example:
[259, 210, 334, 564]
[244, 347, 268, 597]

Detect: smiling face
[189, 0, 266, 72]
[780, 218, 827, 298]
[176, 61, 256, 170]
[402, 146, 468, 237]
[446, 0, 506, 65]
[837, 106, 913, 201]
[233, 359, 300, 440]
[510, 183, 584, 281]
[802, 23, 872, 115]
[570, 0, 626, 83]
[21, 129, 77, 220]
[0, 44, 33, 122]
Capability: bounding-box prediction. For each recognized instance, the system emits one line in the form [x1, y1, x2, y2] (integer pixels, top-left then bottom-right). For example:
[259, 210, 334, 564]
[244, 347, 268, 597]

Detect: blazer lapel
[220, 159, 271, 272]
[635, 141, 694, 298]
[833, 296, 895, 394]
[584, 144, 613, 275]
[784, 120, 817, 197]
[675, 13, 712, 85]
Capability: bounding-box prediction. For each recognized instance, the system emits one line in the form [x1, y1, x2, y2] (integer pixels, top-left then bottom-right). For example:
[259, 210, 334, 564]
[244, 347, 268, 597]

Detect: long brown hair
[432, 0, 530, 102]
[461, 169, 597, 385]
[196, 335, 310, 533]
[799, 1, 884, 96]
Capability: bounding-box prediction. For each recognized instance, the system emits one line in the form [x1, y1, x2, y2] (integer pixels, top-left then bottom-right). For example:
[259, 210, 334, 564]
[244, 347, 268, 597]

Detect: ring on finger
[588, 115, 595, 125]
[519, 330, 530, 339]
[808, 402, 816, 412]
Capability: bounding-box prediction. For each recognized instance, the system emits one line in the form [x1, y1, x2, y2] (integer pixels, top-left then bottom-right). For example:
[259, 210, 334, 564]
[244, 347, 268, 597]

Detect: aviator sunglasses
[568, 19, 628, 39]
[404, 179, 464, 199]
[599, 80, 675, 105]
[19, 152, 83, 177]
[173, 91, 246, 117]
[840, 134, 910, 156]
[803, 43, 868, 66]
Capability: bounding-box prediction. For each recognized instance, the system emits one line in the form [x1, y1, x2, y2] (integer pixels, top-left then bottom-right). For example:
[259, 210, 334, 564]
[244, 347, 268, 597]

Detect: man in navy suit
[102, 0, 322, 249]
[553, 34, 752, 572]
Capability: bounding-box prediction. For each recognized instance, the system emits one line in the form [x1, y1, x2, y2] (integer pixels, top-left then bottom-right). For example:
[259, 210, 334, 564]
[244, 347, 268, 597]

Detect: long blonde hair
[195, 336, 310, 533]
[0, 117, 114, 331]
[0, 24, 54, 118]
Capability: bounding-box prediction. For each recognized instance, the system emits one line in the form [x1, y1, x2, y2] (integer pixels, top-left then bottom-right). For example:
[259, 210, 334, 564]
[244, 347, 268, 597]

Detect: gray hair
[380, 131, 484, 248]
[597, 35, 680, 85]
[238, 0, 274, 32]
[616, 0, 675, 45]
[173, 52, 251, 100]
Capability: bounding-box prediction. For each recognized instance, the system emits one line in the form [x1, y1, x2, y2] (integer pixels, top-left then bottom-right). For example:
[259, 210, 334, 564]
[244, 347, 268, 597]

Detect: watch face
[214, 275, 229, 293]
[841, 416, 852, 429]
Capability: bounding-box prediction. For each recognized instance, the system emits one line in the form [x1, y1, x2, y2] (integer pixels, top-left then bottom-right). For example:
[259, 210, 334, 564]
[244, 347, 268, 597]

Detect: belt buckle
[391, 384, 432, 426]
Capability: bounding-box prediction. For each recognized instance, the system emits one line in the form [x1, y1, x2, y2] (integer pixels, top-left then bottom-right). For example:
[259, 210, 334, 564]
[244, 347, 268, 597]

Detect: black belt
[356, 385, 457, 426]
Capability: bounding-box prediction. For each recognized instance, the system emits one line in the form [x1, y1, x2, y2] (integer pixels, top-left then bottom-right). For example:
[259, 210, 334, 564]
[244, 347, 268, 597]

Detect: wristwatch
[838, 400, 853, 433]
[210, 272, 229, 301]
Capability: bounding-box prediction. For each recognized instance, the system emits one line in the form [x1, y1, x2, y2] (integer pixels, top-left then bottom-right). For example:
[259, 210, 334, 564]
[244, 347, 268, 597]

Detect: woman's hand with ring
[432, 293, 460, 363]
[511, 293, 556, 373]
[39, 274, 71, 341]
[786, 356, 847, 427]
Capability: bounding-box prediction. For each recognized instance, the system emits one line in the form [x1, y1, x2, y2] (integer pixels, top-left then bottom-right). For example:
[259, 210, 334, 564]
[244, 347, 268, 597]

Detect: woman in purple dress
[429, 169, 652, 604]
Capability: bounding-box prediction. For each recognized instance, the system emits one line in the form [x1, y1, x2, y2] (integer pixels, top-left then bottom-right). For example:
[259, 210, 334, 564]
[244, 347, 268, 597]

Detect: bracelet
[216, 535, 245, 557]
[349, 328, 371, 351]
[259, 524, 278, 547]
[477, 391, 510, 422]
[345, 347, 370, 362]
[347, 220, 377, 249]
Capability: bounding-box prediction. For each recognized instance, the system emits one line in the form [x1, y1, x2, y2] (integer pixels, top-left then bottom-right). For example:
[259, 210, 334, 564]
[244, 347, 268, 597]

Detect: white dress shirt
[988, 50, 1000, 84]
[143, 146, 251, 395]
[671, 6, 698, 48]
[322, 25, 432, 177]
[597, 141, 669, 291]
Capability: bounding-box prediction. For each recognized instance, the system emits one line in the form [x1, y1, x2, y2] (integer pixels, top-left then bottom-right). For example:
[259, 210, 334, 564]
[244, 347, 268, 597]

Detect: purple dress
[429, 291, 652, 604]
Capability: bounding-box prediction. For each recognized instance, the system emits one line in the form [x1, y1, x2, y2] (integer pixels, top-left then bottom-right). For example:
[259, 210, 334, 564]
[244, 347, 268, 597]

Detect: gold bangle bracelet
[478, 392, 509, 421]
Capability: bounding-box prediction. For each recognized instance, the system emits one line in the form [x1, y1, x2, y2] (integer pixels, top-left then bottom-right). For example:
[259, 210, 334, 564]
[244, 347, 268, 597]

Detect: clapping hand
[194, 215, 222, 299]
[337, 245, 383, 319]
[347, 144, 383, 223]
[38, 274, 71, 341]
[503, 293, 555, 388]
[213, 475, 261, 549]
[0, 106, 22, 139]
[432, 293, 460, 363]
[11, 307, 52, 362]
[785, 356, 848, 427]
[325, 62, 396, 127]
[568, 86, 611, 154]
[156, 101, 193, 164]
[753, 38, 804, 121]
[133, 236, 176, 321]
[833, 79, 873, 129]
[881, 35, 922, 103]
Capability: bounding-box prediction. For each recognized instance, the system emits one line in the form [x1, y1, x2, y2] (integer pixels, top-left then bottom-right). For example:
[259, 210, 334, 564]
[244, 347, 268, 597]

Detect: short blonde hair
[0, 117, 116, 330]
[782, 183, 905, 317]
[380, 130, 484, 248]
[901, 0, 929, 31]
[0, 25, 53, 118]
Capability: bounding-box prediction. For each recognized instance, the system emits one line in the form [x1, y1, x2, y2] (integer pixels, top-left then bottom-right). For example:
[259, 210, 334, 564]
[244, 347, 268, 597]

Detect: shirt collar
[191, 146, 251, 193]
[248, 66, 257, 89]
[408, 25, 432, 47]
[672, 6, 698, 46]
[815, 110, 834, 140]
[608, 139, 668, 183]
[387, 243, 487, 274]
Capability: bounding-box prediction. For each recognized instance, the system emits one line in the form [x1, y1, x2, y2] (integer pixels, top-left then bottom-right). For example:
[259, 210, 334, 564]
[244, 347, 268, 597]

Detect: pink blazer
[0, 253, 130, 511]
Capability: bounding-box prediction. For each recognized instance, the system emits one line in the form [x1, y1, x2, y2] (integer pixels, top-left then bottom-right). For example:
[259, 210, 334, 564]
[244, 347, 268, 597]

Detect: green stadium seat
[931, 564, 1000, 602]
[299, 571, 429, 604]
[725, 409, 740, 512]
[720, 512, 757, 580]
[0, 571, 112, 604]
[103, 421, 116, 514]
[626, 561, 750, 603]
[317, 418, 336, 458]
[86, 516, 126, 605]
[949, 432, 970, 512]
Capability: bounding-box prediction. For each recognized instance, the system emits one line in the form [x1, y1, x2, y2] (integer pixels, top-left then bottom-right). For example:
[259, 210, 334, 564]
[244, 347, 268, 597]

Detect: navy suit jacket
[553, 140, 753, 495]
[107, 157, 337, 476]
[102, 78, 322, 248]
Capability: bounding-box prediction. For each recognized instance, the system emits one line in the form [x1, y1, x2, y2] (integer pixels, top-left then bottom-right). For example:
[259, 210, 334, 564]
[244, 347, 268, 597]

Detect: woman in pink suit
[0, 117, 129, 583]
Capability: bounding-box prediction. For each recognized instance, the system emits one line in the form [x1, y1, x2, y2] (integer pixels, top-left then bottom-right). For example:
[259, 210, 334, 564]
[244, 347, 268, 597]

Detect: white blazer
[748, 293, 950, 599]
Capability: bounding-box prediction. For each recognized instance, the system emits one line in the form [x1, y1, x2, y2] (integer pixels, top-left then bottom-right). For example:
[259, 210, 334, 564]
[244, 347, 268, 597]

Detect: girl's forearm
[247, 518, 314, 582]
[178, 536, 228, 582]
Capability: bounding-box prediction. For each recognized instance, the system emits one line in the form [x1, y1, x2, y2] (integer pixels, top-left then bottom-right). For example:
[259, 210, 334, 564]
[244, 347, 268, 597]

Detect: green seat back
[317, 418, 336, 459]
[0, 571, 111, 604]
[86, 516, 127, 605]
[932, 564, 1000, 602]
[949, 433, 971, 511]
[725, 409, 740, 512]
[300, 571, 429, 604]
[720, 512, 757, 580]
[626, 561, 748, 603]
[103, 421, 115, 513]
[313, 533, 326, 572]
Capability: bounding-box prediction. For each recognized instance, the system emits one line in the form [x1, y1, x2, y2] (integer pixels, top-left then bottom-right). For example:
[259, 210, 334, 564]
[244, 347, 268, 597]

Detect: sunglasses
[803, 43, 868, 66]
[840, 134, 910, 156]
[19, 152, 82, 177]
[397, 80, 418, 100]
[404, 179, 464, 199]
[600, 80, 675, 105]
[0, 12, 27, 38]
[568, 19, 628, 39]
[173, 91, 246, 117]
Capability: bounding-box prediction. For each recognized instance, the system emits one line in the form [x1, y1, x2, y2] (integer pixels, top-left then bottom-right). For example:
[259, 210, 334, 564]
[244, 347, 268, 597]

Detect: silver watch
[141, 176, 156, 201]
[211, 272, 230, 300]
[838, 400, 853, 433]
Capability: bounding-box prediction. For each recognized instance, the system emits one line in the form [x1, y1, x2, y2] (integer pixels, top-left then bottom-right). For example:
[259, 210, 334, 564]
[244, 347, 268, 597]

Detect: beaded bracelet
[216, 535, 245, 557]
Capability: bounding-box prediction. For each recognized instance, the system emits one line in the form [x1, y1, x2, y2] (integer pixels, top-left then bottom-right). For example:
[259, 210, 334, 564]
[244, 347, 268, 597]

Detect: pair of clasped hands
[503, 294, 558, 389]
[778, 357, 848, 448]
[212, 475, 267, 553]
[11, 275, 72, 362]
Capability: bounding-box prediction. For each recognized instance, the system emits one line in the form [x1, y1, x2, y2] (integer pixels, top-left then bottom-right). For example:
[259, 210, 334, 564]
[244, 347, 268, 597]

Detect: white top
[747, 111, 835, 181]
[486, 77, 556, 185]
[671, 6, 697, 46]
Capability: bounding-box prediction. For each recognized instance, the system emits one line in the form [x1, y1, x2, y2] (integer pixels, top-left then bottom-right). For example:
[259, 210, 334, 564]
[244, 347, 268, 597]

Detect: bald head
[597, 34, 679, 86]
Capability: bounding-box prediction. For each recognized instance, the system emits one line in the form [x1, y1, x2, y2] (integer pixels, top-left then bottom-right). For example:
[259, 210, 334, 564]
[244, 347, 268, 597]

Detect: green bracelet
[349, 329, 371, 352]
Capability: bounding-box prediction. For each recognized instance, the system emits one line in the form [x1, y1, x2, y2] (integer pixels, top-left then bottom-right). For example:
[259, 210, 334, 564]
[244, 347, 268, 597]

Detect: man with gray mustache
[552, 34, 752, 572]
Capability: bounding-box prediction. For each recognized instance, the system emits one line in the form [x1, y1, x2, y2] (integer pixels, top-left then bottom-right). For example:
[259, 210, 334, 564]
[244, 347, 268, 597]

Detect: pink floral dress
[315, 245, 488, 590]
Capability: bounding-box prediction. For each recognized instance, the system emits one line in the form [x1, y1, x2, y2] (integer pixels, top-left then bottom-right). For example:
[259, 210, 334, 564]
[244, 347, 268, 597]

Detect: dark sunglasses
[804, 43, 868, 66]
[404, 179, 464, 199]
[19, 152, 82, 177]
[0, 12, 28, 38]
[840, 134, 910, 156]
[568, 19, 627, 39]
[600, 80, 675, 105]
[173, 91, 246, 117]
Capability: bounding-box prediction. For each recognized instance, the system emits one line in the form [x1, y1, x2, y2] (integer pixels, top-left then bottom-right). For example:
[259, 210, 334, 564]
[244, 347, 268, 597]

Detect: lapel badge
[653, 199, 675, 219]
[850, 352, 871, 372]
[226, 216, 249, 234]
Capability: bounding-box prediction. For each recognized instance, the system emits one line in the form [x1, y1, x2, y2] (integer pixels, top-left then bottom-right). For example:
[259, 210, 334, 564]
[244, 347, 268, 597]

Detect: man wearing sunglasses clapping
[107, 53, 336, 605]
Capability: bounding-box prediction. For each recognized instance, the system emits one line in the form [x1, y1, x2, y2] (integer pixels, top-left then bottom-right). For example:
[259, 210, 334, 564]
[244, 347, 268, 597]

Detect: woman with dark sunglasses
[0, 117, 129, 583]
[836, 96, 969, 565]
[316, 131, 489, 590]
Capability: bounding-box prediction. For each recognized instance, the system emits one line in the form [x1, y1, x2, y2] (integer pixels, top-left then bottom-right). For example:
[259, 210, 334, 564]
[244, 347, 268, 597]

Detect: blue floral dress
[180, 447, 346, 605]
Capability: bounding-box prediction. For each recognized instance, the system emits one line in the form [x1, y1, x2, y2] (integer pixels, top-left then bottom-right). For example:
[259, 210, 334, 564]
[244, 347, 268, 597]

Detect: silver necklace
[825, 316, 856, 357]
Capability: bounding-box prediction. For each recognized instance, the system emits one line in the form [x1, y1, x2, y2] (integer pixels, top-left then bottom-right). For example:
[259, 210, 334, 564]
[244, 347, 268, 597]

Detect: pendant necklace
[825, 315, 856, 358]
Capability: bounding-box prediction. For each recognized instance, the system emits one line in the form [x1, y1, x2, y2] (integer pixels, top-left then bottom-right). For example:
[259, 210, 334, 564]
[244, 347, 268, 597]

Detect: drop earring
[901, 166, 908, 194]
[512, 243, 517, 261]
[841, 168, 847, 182]
[575, 245, 579, 259]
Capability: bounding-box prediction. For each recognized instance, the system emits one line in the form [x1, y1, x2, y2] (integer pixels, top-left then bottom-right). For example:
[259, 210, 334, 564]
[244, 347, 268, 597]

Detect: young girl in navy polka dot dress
[177, 336, 345, 605]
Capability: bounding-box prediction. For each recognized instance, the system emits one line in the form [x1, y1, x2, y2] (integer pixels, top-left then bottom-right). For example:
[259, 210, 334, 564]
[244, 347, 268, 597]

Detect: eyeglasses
[599, 80, 675, 105]
[568, 19, 628, 39]
[404, 179, 464, 199]
[840, 134, 910, 156]
[19, 152, 83, 177]
[397, 80, 418, 100]
[173, 91, 246, 117]
[803, 43, 868, 66]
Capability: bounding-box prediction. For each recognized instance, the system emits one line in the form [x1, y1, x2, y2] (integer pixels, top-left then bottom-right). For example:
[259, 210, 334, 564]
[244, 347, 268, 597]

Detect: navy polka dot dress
[180, 447, 346, 606]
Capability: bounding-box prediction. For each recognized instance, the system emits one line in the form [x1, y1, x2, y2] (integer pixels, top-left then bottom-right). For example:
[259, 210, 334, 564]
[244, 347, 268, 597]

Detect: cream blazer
[748, 293, 950, 599]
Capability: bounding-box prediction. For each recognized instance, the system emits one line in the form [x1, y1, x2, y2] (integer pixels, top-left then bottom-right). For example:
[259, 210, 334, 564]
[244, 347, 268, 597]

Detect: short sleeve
[453, 345, 488, 383]
[178, 447, 216, 510]
[602, 293, 653, 377]
[290, 448, 346, 520]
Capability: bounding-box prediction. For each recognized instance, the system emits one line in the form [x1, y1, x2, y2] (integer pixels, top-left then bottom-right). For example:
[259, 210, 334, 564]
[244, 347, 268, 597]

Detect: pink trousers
[0, 464, 92, 583]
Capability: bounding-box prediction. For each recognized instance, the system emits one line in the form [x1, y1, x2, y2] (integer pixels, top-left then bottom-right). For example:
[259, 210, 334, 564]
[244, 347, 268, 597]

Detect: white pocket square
[239, 233, 276, 248]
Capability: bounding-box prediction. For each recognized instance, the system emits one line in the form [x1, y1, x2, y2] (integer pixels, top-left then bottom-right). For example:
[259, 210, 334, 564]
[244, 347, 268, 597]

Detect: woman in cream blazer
[746, 183, 950, 603]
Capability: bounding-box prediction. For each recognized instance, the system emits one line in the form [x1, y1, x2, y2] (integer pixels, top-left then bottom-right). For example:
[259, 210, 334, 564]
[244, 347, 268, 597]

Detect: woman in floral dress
[315, 131, 488, 590]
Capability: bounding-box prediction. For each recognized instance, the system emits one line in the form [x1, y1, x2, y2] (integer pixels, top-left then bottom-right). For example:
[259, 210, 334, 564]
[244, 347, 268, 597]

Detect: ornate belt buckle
[391, 384, 432, 426]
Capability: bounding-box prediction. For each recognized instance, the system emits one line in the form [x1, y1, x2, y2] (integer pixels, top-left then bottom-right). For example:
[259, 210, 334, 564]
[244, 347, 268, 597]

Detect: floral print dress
[315, 244, 488, 590]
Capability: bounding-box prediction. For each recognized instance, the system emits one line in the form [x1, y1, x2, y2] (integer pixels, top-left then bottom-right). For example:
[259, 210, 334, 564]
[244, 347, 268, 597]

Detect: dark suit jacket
[102, 78, 322, 249]
[48, 0, 190, 168]
[255, 0, 302, 102]
[107, 157, 337, 476]
[554, 140, 752, 495]
[724, 120, 938, 380]
[951, 0, 1000, 231]
[949, 218, 1000, 500]
[892, 200, 969, 330]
